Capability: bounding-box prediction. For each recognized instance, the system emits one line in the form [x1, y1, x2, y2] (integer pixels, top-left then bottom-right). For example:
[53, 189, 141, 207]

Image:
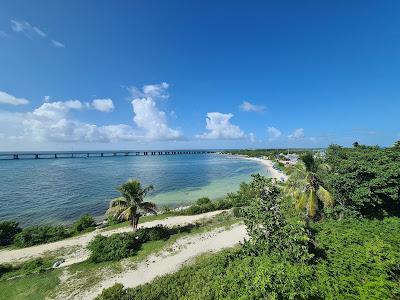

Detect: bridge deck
[0, 151, 215, 160]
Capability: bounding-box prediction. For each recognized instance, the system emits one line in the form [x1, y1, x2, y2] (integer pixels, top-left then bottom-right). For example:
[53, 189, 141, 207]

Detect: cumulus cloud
[240, 101, 265, 112]
[11, 20, 46, 39]
[129, 82, 182, 140]
[91, 99, 114, 112]
[267, 126, 282, 142]
[51, 40, 65, 48]
[197, 112, 246, 140]
[0, 90, 29, 105]
[288, 128, 305, 140]
[0, 82, 183, 145]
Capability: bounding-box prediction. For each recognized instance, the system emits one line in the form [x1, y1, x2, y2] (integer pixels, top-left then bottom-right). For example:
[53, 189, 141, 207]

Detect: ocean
[0, 153, 269, 226]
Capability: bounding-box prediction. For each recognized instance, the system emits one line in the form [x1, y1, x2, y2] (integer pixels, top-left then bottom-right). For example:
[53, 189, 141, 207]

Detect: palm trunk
[131, 215, 136, 231]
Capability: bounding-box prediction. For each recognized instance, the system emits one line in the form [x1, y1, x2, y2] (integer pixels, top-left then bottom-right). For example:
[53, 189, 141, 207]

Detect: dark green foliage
[242, 179, 312, 263]
[71, 214, 96, 233]
[97, 217, 400, 300]
[324, 145, 400, 218]
[0, 221, 21, 246]
[88, 233, 139, 263]
[88, 225, 196, 263]
[196, 197, 211, 205]
[0, 264, 13, 278]
[312, 217, 400, 299]
[95, 283, 128, 300]
[13, 225, 71, 248]
[135, 226, 171, 242]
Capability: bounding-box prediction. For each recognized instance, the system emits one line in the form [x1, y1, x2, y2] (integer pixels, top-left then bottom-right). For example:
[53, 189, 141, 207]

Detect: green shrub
[88, 233, 139, 263]
[232, 207, 243, 217]
[95, 283, 128, 300]
[72, 214, 96, 233]
[196, 197, 211, 206]
[214, 198, 232, 210]
[0, 221, 21, 246]
[135, 226, 170, 242]
[13, 225, 71, 248]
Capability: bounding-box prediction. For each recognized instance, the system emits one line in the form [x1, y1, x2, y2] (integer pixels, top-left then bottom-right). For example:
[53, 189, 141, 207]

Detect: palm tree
[393, 140, 400, 148]
[107, 179, 156, 230]
[285, 153, 334, 219]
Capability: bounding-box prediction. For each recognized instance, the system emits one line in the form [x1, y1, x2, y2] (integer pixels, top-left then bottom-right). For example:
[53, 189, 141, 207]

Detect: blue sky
[0, 0, 399, 150]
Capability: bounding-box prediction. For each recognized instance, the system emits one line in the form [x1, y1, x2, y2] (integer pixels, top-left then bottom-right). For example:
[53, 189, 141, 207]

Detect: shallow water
[0, 154, 268, 226]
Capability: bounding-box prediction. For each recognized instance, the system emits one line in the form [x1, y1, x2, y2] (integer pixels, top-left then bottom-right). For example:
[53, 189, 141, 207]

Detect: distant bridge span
[0, 150, 215, 160]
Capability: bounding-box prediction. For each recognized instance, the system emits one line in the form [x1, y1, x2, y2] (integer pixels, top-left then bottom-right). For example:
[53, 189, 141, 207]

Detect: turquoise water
[0, 154, 268, 226]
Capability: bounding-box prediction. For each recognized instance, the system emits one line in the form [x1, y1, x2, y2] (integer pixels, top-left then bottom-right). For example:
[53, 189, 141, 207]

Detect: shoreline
[223, 154, 287, 181]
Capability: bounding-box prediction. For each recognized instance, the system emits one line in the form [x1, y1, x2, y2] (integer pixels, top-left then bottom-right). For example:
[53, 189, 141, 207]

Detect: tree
[242, 178, 312, 263]
[107, 179, 156, 231]
[352, 141, 359, 148]
[393, 140, 400, 148]
[285, 153, 334, 219]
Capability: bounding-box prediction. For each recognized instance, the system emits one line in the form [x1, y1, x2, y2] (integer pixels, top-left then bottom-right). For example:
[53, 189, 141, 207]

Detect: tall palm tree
[107, 179, 156, 230]
[285, 153, 334, 219]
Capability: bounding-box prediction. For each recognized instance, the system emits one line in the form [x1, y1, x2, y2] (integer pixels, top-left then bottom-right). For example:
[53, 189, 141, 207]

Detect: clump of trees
[323, 144, 400, 218]
[0, 214, 97, 248]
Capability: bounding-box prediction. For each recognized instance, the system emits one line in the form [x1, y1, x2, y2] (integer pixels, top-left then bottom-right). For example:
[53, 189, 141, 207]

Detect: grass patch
[0, 269, 61, 300]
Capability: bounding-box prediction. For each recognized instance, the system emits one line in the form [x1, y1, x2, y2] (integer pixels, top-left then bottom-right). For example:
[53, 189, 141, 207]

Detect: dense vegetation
[88, 225, 196, 263]
[97, 143, 400, 300]
[0, 214, 97, 248]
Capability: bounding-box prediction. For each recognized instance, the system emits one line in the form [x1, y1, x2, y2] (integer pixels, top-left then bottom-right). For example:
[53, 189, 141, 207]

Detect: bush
[88, 233, 139, 263]
[0, 221, 21, 246]
[135, 226, 170, 242]
[95, 283, 128, 300]
[72, 214, 96, 233]
[13, 225, 71, 248]
[0, 264, 13, 278]
[196, 197, 211, 206]
[232, 207, 243, 217]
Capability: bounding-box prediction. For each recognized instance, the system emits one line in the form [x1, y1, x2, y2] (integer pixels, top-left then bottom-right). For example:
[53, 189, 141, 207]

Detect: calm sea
[0, 153, 268, 227]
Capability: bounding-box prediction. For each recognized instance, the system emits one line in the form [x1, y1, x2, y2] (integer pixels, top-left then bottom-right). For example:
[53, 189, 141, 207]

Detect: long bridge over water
[0, 150, 215, 160]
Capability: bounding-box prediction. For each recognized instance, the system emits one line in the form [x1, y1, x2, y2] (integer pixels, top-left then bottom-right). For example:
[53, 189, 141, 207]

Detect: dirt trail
[60, 224, 247, 300]
[0, 210, 226, 265]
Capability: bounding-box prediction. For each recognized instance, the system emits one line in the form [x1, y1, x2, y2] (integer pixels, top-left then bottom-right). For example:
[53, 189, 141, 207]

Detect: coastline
[224, 154, 287, 181]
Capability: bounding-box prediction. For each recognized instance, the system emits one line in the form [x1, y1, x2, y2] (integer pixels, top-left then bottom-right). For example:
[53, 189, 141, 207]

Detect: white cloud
[267, 126, 282, 142]
[129, 82, 169, 100]
[91, 99, 114, 112]
[249, 132, 255, 143]
[0, 90, 29, 105]
[0, 82, 183, 145]
[51, 40, 65, 48]
[11, 20, 46, 39]
[130, 83, 182, 140]
[288, 128, 305, 140]
[197, 112, 246, 140]
[240, 101, 265, 112]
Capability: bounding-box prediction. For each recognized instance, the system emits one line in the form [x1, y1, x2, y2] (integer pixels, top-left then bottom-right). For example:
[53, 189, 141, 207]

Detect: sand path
[64, 224, 247, 300]
[0, 210, 226, 266]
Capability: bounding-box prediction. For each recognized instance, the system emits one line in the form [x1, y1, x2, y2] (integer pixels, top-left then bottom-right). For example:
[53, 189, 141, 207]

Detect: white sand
[233, 155, 288, 181]
[68, 224, 248, 300]
[0, 210, 226, 266]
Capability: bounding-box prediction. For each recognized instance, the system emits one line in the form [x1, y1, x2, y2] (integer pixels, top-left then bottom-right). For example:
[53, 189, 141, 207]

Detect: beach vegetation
[72, 214, 96, 233]
[0, 221, 21, 246]
[13, 225, 71, 248]
[107, 179, 157, 231]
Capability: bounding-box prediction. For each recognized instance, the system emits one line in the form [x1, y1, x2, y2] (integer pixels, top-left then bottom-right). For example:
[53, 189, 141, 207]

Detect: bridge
[0, 150, 215, 160]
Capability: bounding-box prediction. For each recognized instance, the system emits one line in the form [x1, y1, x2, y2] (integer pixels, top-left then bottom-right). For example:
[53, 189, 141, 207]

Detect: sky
[0, 0, 399, 151]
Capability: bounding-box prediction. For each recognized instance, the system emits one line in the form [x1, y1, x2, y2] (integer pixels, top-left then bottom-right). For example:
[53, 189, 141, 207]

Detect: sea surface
[0, 153, 269, 227]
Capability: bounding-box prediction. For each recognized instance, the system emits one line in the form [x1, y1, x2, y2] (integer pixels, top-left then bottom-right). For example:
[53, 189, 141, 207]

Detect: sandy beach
[226, 154, 287, 181]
